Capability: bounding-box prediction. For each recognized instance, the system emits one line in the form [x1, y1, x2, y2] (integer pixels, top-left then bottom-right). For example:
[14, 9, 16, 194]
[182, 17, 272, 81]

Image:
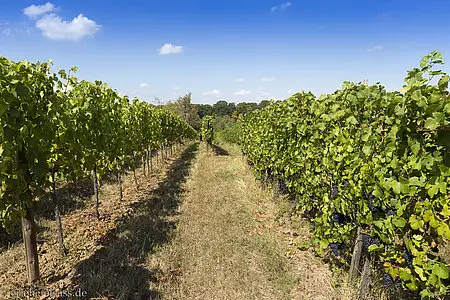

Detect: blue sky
[0, 1, 449, 104]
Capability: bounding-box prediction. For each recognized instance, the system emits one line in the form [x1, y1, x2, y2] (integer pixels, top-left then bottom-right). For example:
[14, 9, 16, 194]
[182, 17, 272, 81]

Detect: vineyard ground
[150, 142, 353, 299]
[0, 143, 197, 298]
[0, 142, 367, 299]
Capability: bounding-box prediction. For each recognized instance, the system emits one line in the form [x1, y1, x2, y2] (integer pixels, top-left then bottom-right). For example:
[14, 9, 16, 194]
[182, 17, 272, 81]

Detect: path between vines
[0, 142, 345, 299]
[150, 143, 336, 300]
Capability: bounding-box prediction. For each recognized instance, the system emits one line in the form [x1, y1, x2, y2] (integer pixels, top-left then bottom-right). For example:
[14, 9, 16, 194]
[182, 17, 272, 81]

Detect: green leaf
[368, 244, 383, 252]
[409, 215, 424, 231]
[392, 217, 407, 228]
[424, 117, 440, 130]
[346, 116, 357, 125]
[423, 210, 433, 222]
[429, 217, 439, 229]
[362, 144, 371, 156]
[437, 223, 450, 239]
[441, 205, 450, 218]
[428, 184, 439, 198]
[432, 264, 449, 279]
[392, 181, 401, 194]
[414, 266, 427, 281]
[408, 177, 424, 187]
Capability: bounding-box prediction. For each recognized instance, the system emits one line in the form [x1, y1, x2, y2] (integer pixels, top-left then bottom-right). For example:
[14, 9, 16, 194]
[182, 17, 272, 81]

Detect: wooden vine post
[349, 227, 363, 283]
[21, 206, 39, 283]
[51, 170, 66, 255]
[358, 257, 372, 300]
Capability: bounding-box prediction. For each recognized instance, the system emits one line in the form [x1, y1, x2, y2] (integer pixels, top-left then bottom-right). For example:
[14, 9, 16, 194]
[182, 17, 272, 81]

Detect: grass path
[151, 143, 336, 300]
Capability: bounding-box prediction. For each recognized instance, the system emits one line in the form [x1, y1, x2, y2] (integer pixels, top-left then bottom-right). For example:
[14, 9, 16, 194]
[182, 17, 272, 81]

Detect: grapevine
[0, 55, 197, 283]
[240, 51, 450, 298]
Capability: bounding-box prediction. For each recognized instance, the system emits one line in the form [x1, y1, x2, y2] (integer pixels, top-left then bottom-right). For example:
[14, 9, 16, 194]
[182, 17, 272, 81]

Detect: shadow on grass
[212, 144, 229, 156]
[71, 143, 199, 299]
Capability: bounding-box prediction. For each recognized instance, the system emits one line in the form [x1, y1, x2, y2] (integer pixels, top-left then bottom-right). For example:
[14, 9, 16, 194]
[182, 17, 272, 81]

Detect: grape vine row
[240, 51, 450, 298]
[0, 56, 197, 282]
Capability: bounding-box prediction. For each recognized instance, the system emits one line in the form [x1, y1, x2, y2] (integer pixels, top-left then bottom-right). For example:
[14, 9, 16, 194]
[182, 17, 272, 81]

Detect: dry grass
[148, 143, 340, 300]
[0, 145, 196, 299]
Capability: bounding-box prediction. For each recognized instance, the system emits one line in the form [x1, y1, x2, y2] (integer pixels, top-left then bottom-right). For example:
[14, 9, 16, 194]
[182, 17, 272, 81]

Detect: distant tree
[152, 96, 163, 106]
[258, 100, 270, 109]
[227, 102, 236, 115]
[213, 100, 231, 116]
[214, 115, 234, 131]
[235, 102, 248, 116]
[164, 93, 201, 130]
[247, 102, 258, 112]
[165, 101, 181, 115]
[197, 104, 214, 118]
[233, 102, 259, 119]
[176, 93, 201, 130]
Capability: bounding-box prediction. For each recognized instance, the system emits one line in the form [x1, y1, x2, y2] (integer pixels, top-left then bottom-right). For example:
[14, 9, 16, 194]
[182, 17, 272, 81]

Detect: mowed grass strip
[152, 143, 300, 300]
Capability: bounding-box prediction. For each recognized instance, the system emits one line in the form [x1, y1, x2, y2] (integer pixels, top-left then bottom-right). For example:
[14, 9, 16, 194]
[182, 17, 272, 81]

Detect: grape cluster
[386, 209, 396, 216]
[383, 272, 402, 289]
[394, 277, 402, 288]
[362, 234, 371, 249]
[331, 186, 338, 197]
[279, 180, 289, 194]
[332, 209, 347, 224]
[329, 242, 341, 257]
[384, 272, 394, 289]
[403, 248, 413, 266]
[367, 193, 379, 213]
[342, 179, 349, 187]
[304, 208, 317, 219]
[371, 237, 381, 246]
[361, 234, 381, 250]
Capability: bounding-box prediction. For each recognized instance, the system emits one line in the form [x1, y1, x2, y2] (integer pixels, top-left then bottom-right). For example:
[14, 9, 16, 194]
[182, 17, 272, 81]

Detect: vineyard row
[240, 51, 450, 299]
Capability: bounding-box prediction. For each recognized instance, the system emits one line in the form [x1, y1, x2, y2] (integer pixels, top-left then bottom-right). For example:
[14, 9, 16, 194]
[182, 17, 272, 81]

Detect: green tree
[213, 100, 232, 116]
[176, 93, 201, 130]
[197, 104, 214, 118]
[258, 100, 270, 109]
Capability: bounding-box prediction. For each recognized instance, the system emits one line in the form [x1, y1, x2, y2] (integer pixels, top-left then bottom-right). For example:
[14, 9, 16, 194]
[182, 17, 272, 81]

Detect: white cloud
[259, 91, 271, 97]
[287, 89, 294, 94]
[2, 28, 11, 36]
[367, 45, 384, 52]
[159, 43, 184, 55]
[174, 86, 181, 90]
[281, 2, 292, 9]
[262, 76, 276, 82]
[236, 78, 245, 82]
[271, 2, 292, 12]
[202, 89, 221, 96]
[23, 2, 56, 18]
[234, 90, 252, 96]
[35, 13, 100, 41]
[2, 26, 33, 37]
[140, 83, 149, 87]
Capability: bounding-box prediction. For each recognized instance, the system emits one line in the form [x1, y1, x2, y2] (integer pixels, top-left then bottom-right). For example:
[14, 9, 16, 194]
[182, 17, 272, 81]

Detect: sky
[0, 1, 449, 104]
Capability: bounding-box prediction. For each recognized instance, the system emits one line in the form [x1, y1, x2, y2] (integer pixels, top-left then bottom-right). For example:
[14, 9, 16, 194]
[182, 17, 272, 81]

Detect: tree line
[163, 94, 271, 130]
